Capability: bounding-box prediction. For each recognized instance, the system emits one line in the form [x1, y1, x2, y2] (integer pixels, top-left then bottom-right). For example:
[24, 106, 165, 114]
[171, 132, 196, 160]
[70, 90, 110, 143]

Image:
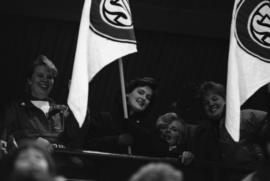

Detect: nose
[165, 128, 171, 134]
[40, 75, 48, 82]
[208, 100, 215, 106]
[140, 94, 147, 102]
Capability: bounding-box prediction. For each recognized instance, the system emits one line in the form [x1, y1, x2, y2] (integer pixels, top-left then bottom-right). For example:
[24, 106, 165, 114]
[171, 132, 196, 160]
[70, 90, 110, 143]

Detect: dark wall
[0, 11, 231, 125]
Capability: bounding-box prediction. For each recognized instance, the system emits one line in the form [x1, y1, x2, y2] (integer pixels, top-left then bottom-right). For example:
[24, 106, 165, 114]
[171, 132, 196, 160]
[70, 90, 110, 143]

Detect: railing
[53, 148, 254, 181]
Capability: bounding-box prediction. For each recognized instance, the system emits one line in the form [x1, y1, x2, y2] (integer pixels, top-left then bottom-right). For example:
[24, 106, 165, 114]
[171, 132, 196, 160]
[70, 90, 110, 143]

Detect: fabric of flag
[226, 0, 270, 141]
[68, 0, 137, 127]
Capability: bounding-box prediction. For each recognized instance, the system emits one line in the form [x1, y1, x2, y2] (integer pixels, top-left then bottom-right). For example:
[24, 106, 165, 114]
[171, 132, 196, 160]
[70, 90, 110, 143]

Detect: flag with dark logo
[68, 0, 137, 126]
[226, 0, 270, 141]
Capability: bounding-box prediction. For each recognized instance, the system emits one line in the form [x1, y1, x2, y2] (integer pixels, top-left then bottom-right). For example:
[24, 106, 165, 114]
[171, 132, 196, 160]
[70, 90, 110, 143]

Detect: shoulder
[5, 99, 28, 110]
[241, 109, 267, 120]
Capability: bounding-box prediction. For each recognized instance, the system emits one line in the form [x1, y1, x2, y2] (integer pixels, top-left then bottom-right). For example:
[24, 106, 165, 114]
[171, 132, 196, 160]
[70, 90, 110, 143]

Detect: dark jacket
[194, 109, 268, 171]
[1, 97, 78, 146]
[84, 103, 168, 156]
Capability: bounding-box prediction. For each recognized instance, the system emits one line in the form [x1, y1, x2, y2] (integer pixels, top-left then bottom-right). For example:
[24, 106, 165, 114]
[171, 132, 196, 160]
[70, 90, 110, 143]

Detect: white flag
[68, 0, 137, 127]
[226, 0, 270, 141]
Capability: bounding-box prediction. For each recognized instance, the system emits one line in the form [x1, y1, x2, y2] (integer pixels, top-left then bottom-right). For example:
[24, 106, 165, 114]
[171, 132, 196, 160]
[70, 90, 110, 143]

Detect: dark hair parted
[126, 77, 158, 116]
[126, 77, 157, 94]
[198, 81, 226, 101]
[26, 55, 58, 79]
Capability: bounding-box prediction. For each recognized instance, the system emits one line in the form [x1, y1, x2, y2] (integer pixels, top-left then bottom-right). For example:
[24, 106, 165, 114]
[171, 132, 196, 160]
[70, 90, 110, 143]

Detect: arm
[83, 112, 127, 153]
[125, 118, 169, 156]
[1, 102, 19, 152]
[240, 109, 268, 141]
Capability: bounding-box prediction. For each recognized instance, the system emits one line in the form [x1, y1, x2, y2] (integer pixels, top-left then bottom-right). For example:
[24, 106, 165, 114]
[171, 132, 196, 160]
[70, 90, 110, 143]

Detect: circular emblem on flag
[89, 0, 136, 44]
[235, 0, 270, 62]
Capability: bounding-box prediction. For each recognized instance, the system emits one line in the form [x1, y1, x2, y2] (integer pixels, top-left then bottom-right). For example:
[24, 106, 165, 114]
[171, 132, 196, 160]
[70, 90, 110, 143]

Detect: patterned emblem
[235, 0, 270, 62]
[89, 0, 136, 43]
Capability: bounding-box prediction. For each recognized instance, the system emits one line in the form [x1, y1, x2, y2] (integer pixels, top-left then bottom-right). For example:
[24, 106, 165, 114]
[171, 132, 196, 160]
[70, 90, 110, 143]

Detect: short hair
[129, 163, 183, 181]
[26, 55, 58, 79]
[198, 81, 225, 101]
[156, 112, 187, 145]
[156, 112, 179, 126]
[126, 77, 157, 94]
[126, 77, 158, 115]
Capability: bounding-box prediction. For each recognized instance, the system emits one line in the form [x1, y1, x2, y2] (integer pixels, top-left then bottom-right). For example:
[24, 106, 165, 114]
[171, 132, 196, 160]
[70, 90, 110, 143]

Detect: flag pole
[118, 58, 132, 155]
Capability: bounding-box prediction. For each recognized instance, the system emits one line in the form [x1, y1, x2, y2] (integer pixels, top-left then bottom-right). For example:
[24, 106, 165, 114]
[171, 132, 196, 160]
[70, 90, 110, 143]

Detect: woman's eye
[47, 75, 53, 80]
[37, 74, 44, 78]
[138, 90, 143, 94]
[146, 95, 152, 100]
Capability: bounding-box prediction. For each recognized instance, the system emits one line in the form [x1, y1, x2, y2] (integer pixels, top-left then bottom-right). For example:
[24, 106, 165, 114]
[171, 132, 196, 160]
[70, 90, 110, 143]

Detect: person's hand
[51, 113, 62, 122]
[0, 140, 7, 154]
[36, 137, 53, 152]
[50, 105, 69, 118]
[181, 151, 194, 165]
[52, 143, 66, 149]
[118, 133, 134, 146]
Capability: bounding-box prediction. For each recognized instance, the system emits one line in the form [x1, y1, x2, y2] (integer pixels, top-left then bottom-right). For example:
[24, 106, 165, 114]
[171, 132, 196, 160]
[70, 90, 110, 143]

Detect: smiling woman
[0, 55, 76, 153]
[26, 55, 57, 100]
[196, 81, 269, 180]
[84, 77, 168, 156]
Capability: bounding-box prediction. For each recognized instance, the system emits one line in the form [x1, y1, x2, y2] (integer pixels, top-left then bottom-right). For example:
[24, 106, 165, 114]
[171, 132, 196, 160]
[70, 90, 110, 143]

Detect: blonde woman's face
[159, 120, 182, 146]
[28, 65, 54, 99]
[14, 148, 49, 173]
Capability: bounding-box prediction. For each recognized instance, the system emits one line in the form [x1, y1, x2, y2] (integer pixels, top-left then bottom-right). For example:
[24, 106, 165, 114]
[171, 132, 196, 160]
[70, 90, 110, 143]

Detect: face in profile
[202, 92, 225, 121]
[28, 65, 54, 99]
[14, 148, 49, 174]
[161, 120, 182, 146]
[127, 86, 153, 114]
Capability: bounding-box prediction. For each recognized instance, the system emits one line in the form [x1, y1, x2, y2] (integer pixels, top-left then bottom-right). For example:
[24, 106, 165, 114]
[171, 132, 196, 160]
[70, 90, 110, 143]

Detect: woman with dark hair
[0, 55, 74, 153]
[84, 77, 168, 156]
[197, 81, 268, 181]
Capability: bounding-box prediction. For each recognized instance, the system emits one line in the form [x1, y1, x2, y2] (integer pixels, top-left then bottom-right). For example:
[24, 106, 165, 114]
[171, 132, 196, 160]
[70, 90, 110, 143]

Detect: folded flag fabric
[226, 0, 270, 141]
[68, 0, 137, 127]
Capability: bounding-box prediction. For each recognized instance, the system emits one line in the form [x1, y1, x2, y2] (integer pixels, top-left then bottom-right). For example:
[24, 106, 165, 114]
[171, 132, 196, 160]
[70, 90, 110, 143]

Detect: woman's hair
[125, 77, 158, 116]
[1, 140, 56, 180]
[24, 55, 58, 96]
[198, 81, 226, 101]
[129, 162, 183, 181]
[156, 112, 179, 126]
[26, 55, 58, 79]
[126, 77, 157, 94]
[156, 112, 187, 145]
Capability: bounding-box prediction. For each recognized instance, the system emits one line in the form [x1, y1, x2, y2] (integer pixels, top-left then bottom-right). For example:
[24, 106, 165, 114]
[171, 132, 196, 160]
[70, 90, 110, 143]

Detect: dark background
[0, 0, 268, 126]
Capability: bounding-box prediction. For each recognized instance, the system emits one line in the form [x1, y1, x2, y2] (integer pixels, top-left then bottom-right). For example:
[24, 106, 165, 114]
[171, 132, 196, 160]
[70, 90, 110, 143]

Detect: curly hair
[26, 55, 58, 79]
[198, 81, 225, 101]
[156, 112, 187, 146]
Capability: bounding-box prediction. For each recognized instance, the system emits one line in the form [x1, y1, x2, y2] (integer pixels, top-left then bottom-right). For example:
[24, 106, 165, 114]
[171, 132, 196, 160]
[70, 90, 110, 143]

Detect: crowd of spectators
[0, 55, 269, 181]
